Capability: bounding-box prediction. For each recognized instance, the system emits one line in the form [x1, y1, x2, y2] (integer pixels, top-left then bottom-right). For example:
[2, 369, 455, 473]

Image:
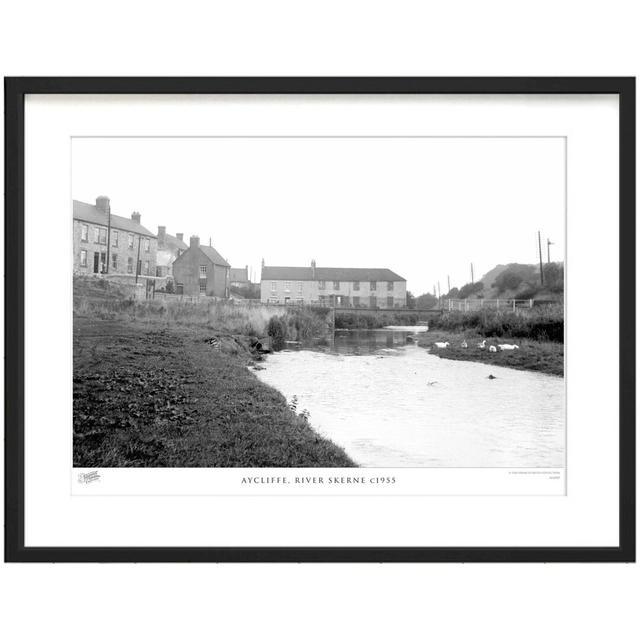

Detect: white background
[1, 1, 638, 639]
[26, 94, 610, 546]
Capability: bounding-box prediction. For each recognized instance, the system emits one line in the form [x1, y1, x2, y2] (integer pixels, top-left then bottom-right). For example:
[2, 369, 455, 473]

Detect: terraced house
[261, 261, 407, 308]
[73, 196, 157, 278]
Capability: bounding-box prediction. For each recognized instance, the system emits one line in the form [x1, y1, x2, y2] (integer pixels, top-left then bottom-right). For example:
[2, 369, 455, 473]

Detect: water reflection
[306, 327, 427, 355]
[254, 328, 565, 468]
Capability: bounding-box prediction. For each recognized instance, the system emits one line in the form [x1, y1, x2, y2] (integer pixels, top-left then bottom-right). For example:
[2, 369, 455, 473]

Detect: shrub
[429, 305, 564, 342]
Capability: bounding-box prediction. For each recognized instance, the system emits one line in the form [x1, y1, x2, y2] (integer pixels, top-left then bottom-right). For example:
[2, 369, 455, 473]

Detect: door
[93, 252, 100, 273]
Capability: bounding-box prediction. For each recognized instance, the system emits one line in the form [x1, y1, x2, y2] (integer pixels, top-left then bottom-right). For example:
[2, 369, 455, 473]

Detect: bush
[429, 305, 564, 342]
[267, 316, 288, 350]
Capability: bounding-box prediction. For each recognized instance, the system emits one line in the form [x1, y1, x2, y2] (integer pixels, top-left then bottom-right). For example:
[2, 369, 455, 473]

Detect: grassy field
[418, 329, 564, 377]
[73, 319, 355, 467]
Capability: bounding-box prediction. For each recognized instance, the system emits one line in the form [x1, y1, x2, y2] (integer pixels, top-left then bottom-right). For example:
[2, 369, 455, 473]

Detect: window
[112, 254, 118, 270]
[370, 281, 377, 291]
[353, 296, 360, 307]
[284, 281, 291, 292]
[81, 224, 88, 242]
[333, 281, 340, 290]
[369, 295, 377, 308]
[144, 260, 150, 275]
[387, 296, 394, 308]
[199, 282, 206, 293]
[387, 281, 394, 291]
[353, 281, 360, 291]
[297, 281, 303, 293]
[271, 281, 277, 293]
[112, 230, 118, 247]
[80, 249, 87, 267]
[127, 257, 133, 274]
[93, 227, 107, 245]
[199, 265, 207, 276]
[128, 233, 134, 249]
[318, 280, 326, 290]
[319, 295, 327, 304]
[144, 238, 150, 253]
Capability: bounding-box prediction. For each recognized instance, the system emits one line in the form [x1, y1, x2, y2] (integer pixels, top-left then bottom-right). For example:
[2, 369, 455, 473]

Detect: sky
[72, 136, 565, 295]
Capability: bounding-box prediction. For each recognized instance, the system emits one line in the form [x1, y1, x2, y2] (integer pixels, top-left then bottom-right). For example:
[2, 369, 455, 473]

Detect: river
[253, 328, 565, 468]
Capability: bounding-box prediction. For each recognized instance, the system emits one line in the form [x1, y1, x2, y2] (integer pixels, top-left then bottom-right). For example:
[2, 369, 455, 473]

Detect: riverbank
[73, 318, 355, 467]
[418, 330, 564, 377]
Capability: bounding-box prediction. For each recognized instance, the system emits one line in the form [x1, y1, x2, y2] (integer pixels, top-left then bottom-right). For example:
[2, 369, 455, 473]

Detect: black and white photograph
[72, 136, 565, 471]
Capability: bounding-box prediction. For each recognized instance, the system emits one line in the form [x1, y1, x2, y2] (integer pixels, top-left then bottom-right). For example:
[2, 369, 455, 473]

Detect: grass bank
[334, 310, 424, 329]
[74, 276, 333, 346]
[418, 329, 564, 377]
[428, 305, 564, 343]
[73, 319, 355, 467]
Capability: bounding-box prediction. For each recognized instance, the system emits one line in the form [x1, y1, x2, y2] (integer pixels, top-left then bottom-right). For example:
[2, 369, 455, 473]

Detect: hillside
[479, 262, 564, 300]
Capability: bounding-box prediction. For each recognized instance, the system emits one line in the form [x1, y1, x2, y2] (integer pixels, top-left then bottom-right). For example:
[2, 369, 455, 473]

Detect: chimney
[190, 235, 200, 248]
[131, 211, 141, 225]
[311, 259, 316, 279]
[176, 233, 184, 243]
[157, 226, 166, 245]
[96, 196, 110, 213]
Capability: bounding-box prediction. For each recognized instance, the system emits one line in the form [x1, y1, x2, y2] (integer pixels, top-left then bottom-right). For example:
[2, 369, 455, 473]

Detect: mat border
[4, 77, 635, 562]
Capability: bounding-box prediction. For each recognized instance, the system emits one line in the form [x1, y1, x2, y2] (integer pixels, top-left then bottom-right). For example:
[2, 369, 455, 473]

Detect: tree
[414, 292, 438, 309]
[406, 291, 416, 309]
[458, 281, 484, 299]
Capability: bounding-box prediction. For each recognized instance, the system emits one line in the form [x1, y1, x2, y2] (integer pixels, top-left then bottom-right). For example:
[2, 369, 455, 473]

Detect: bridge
[332, 306, 442, 318]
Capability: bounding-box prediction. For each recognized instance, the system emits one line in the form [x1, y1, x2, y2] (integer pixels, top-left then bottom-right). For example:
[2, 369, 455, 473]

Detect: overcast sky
[72, 137, 565, 295]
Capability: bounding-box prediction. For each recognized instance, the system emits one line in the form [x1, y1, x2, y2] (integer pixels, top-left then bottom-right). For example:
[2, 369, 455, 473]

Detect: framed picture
[4, 77, 635, 562]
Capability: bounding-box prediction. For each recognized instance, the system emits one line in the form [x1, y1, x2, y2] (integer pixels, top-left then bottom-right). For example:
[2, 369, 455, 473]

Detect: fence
[447, 298, 534, 312]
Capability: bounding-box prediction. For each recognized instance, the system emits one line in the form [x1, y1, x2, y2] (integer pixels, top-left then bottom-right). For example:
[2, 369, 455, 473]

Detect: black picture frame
[4, 77, 635, 563]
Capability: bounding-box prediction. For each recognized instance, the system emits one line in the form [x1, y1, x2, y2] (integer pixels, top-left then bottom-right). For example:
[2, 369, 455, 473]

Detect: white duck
[498, 344, 520, 351]
[489, 345, 497, 353]
[477, 339, 487, 349]
[461, 340, 468, 349]
[434, 341, 450, 349]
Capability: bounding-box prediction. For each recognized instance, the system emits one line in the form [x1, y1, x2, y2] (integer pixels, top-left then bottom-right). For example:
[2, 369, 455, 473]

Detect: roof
[73, 200, 156, 237]
[161, 233, 188, 252]
[199, 245, 230, 267]
[261, 266, 406, 282]
[230, 267, 249, 282]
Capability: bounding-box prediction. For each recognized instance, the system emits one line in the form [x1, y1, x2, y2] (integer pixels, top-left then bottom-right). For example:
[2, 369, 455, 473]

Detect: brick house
[73, 196, 157, 278]
[260, 261, 407, 308]
[172, 236, 231, 297]
[156, 226, 188, 278]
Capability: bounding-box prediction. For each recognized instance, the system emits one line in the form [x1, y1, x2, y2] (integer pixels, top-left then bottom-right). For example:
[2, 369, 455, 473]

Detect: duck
[498, 344, 520, 351]
[461, 340, 468, 349]
[434, 341, 450, 349]
[489, 345, 497, 353]
[477, 339, 487, 349]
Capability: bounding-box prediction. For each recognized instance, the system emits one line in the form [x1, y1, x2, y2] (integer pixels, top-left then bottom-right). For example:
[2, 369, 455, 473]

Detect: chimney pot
[190, 235, 200, 248]
[131, 211, 141, 225]
[176, 232, 184, 242]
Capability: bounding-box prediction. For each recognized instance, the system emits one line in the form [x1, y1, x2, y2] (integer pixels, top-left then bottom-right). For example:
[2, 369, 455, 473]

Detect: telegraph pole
[538, 231, 544, 285]
[135, 235, 142, 284]
[470, 263, 474, 284]
[547, 238, 554, 263]
[447, 275, 451, 293]
[105, 201, 112, 274]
